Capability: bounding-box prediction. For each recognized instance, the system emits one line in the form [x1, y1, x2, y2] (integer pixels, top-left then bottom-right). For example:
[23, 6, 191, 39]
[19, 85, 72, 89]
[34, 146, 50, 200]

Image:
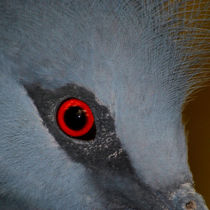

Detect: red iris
[57, 98, 94, 137]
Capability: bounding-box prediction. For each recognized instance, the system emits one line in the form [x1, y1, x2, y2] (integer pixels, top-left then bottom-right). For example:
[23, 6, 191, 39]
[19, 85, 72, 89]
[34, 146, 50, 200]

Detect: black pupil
[64, 106, 87, 131]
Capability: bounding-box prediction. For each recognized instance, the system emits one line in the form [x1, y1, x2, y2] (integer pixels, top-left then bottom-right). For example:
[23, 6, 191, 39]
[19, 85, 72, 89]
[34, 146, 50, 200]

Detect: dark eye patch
[24, 83, 134, 174]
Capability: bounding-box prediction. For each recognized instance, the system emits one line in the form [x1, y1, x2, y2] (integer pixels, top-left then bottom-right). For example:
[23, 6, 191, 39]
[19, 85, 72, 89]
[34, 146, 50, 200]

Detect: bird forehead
[4, 1, 160, 91]
[4, 0, 182, 112]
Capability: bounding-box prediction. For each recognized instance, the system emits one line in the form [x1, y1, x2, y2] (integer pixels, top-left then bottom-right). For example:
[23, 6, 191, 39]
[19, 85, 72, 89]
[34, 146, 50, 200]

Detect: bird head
[0, 0, 208, 209]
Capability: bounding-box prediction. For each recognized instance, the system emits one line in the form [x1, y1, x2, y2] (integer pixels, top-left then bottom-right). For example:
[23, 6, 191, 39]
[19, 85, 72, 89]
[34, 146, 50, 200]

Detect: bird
[0, 0, 209, 209]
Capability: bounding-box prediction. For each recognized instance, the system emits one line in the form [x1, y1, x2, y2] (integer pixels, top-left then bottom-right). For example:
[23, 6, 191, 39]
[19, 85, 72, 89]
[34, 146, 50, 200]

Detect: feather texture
[0, 0, 209, 209]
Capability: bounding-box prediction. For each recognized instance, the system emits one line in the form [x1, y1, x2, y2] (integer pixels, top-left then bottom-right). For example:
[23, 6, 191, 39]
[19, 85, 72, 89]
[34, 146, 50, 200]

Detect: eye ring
[57, 98, 94, 138]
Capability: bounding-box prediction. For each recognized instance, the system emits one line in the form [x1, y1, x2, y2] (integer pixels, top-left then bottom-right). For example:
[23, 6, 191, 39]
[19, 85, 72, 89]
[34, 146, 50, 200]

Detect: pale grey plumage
[0, 0, 209, 209]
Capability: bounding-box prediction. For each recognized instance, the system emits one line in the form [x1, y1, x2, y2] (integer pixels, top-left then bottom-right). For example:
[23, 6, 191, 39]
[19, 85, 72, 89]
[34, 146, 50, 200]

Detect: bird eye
[57, 98, 95, 138]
